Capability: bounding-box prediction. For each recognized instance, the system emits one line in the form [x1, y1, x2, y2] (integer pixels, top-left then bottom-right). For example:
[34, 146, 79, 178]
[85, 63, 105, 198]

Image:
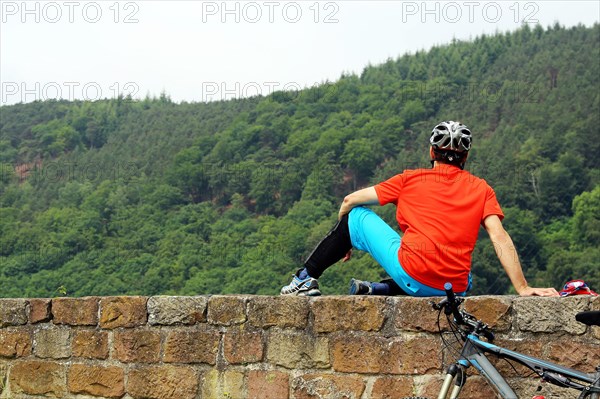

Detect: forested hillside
[1, 24, 598, 297]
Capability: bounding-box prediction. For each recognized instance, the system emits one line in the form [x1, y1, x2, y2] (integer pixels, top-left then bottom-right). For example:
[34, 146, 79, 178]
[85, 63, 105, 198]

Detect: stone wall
[0, 295, 598, 399]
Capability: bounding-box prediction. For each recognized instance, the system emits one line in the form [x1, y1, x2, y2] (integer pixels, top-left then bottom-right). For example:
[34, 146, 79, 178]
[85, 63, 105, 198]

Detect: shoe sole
[282, 287, 321, 297]
[298, 288, 321, 297]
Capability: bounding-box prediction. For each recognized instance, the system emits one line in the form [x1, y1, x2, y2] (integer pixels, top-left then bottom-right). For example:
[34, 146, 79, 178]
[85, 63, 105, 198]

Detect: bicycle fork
[438, 339, 519, 399]
[438, 363, 467, 399]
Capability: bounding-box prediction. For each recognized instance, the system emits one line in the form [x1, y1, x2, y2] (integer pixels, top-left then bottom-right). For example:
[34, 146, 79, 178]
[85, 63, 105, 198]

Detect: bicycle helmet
[430, 121, 472, 152]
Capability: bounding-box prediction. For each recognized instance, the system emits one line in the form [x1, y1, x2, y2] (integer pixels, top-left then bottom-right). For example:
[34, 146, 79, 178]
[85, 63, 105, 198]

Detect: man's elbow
[488, 226, 511, 244]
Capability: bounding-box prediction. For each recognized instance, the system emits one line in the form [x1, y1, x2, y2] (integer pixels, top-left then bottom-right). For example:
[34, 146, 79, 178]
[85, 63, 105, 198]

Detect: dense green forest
[1, 24, 598, 297]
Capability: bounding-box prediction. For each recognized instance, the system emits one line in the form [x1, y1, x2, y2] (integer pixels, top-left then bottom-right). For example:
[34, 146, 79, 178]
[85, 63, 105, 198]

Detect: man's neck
[432, 161, 462, 169]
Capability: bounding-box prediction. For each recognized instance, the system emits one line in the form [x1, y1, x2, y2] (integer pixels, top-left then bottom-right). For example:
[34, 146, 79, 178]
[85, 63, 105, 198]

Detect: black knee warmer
[304, 214, 352, 279]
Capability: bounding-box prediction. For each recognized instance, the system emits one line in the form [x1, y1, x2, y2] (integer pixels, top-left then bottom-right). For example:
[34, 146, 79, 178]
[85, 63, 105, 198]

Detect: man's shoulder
[386, 167, 494, 191]
[458, 169, 495, 189]
[400, 166, 484, 180]
[399, 167, 432, 176]
[462, 169, 493, 186]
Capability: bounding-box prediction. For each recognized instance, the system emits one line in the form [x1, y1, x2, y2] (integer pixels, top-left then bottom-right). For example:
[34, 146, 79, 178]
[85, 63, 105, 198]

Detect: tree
[341, 138, 382, 188]
[571, 186, 600, 249]
[537, 153, 589, 218]
[399, 100, 426, 127]
[31, 119, 80, 157]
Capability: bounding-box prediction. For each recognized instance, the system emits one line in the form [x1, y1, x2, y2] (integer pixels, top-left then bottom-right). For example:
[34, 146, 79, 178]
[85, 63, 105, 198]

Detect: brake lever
[431, 298, 448, 311]
[461, 311, 495, 341]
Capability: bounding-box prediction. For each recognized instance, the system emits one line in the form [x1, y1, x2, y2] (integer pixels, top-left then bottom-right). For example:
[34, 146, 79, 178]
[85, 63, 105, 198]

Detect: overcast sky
[1, 1, 598, 105]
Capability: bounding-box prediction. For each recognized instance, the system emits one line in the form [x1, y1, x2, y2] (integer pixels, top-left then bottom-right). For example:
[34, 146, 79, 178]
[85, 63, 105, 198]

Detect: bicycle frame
[438, 333, 600, 399]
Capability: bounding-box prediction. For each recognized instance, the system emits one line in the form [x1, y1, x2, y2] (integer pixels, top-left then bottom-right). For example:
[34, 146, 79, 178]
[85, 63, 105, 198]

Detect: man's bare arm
[338, 187, 379, 220]
[483, 215, 559, 297]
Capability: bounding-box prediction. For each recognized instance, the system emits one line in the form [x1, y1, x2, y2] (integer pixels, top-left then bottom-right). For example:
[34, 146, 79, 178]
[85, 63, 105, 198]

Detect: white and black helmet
[430, 121, 472, 153]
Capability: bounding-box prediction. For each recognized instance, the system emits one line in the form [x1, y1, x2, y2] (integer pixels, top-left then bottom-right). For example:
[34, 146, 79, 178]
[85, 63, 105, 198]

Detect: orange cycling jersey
[374, 165, 504, 292]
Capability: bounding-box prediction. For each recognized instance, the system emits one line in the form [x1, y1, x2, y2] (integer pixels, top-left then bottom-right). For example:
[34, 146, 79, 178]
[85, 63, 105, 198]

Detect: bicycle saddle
[575, 310, 600, 326]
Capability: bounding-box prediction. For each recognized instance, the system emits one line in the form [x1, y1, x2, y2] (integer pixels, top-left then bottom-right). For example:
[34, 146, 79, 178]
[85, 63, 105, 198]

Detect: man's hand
[518, 286, 559, 297]
[342, 249, 352, 262]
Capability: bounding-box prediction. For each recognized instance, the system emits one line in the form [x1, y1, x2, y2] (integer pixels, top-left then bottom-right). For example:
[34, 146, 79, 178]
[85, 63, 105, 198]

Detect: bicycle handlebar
[444, 282, 465, 325]
[435, 282, 495, 342]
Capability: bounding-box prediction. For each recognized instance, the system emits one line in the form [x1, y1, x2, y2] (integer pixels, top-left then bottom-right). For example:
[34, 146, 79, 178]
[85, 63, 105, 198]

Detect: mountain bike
[404, 283, 600, 399]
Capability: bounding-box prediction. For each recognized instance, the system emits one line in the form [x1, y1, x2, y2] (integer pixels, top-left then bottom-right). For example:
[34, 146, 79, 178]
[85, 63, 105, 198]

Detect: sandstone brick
[52, 297, 98, 326]
[267, 329, 329, 369]
[0, 299, 28, 327]
[591, 296, 600, 311]
[248, 370, 289, 399]
[547, 339, 600, 372]
[394, 296, 450, 332]
[387, 336, 443, 375]
[311, 296, 386, 333]
[248, 295, 310, 329]
[207, 295, 247, 325]
[463, 295, 512, 331]
[590, 297, 600, 340]
[415, 374, 444, 397]
[9, 360, 66, 396]
[68, 363, 125, 398]
[331, 335, 385, 373]
[163, 329, 219, 364]
[515, 296, 589, 334]
[148, 296, 207, 325]
[99, 296, 147, 329]
[127, 365, 198, 399]
[293, 373, 365, 399]
[460, 376, 501, 398]
[114, 329, 160, 363]
[29, 298, 52, 323]
[223, 327, 263, 364]
[0, 363, 6, 397]
[331, 335, 440, 375]
[0, 329, 32, 358]
[72, 329, 109, 359]
[202, 369, 245, 399]
[370, 376, 415, 398]
[33, 327, 71, 359]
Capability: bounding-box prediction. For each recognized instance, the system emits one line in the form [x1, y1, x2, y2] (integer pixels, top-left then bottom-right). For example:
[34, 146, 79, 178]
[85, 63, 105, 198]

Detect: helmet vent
[429, 120, 472, 153]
